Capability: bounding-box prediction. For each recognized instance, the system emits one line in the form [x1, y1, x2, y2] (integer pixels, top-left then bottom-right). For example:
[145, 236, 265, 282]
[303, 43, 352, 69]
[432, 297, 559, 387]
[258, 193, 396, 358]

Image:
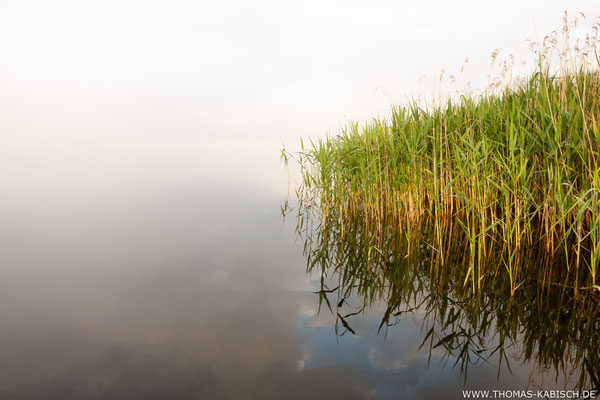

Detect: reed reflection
[293, 201, 600, 391]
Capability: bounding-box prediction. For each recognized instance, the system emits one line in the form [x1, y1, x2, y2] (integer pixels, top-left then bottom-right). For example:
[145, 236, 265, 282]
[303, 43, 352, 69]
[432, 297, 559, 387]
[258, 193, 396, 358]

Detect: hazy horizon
[1, 1, 599, 148]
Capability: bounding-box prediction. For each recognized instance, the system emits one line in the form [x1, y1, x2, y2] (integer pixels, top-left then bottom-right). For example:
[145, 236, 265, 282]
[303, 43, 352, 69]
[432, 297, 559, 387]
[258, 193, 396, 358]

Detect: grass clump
[287, 14, 600, 295]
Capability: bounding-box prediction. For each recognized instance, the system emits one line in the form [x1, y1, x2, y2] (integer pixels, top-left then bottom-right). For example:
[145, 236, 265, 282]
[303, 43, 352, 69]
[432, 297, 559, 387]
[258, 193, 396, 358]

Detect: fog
[2, 3, 597, 397]
[1, 1, 598, 148]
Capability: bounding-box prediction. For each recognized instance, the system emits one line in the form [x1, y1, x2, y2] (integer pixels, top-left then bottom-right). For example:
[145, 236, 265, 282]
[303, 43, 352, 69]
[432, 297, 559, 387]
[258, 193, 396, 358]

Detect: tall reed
[287, 13, 600, 295]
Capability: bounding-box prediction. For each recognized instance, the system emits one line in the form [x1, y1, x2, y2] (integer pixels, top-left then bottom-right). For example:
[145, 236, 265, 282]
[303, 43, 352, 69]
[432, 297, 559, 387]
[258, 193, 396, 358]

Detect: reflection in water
[0, 143, 378, 399]
[2, 141, 599, 399]
[294, 199, 600, 391]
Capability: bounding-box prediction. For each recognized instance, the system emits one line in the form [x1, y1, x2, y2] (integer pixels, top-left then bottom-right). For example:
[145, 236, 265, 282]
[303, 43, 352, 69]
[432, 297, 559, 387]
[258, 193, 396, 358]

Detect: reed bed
[287, 14, 600, 295]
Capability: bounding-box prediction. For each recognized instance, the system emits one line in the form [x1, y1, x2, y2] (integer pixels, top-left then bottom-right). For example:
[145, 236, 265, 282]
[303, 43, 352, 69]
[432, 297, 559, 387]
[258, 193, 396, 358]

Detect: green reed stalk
[289, 19, 600, 295]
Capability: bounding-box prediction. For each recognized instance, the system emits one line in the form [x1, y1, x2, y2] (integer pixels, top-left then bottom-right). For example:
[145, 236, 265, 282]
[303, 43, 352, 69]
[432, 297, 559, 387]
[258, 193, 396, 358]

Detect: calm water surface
[0, 142, 586, 399]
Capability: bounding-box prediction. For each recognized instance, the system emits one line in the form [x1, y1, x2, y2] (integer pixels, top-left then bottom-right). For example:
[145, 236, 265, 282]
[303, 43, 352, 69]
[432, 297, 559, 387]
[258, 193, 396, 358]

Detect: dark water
[0, 142, 597, 399]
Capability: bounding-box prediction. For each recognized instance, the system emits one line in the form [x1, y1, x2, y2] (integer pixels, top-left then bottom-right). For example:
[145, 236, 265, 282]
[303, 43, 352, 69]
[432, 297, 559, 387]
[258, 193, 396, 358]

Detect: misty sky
[0, 1, 598, 145]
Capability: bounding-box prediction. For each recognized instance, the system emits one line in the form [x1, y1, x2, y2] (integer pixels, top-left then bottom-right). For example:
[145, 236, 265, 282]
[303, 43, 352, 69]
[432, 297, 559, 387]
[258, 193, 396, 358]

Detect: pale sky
[0, 1, 598, 145]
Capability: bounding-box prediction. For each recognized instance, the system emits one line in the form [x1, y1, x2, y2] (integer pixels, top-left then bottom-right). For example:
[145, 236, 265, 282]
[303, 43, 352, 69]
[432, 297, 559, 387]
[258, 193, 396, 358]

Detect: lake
[0, 141, 596, 399]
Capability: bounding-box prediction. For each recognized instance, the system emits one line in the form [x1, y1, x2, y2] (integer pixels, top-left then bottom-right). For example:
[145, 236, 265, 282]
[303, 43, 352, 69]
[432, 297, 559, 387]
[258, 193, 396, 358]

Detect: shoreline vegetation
[283, 13, 600, 297]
